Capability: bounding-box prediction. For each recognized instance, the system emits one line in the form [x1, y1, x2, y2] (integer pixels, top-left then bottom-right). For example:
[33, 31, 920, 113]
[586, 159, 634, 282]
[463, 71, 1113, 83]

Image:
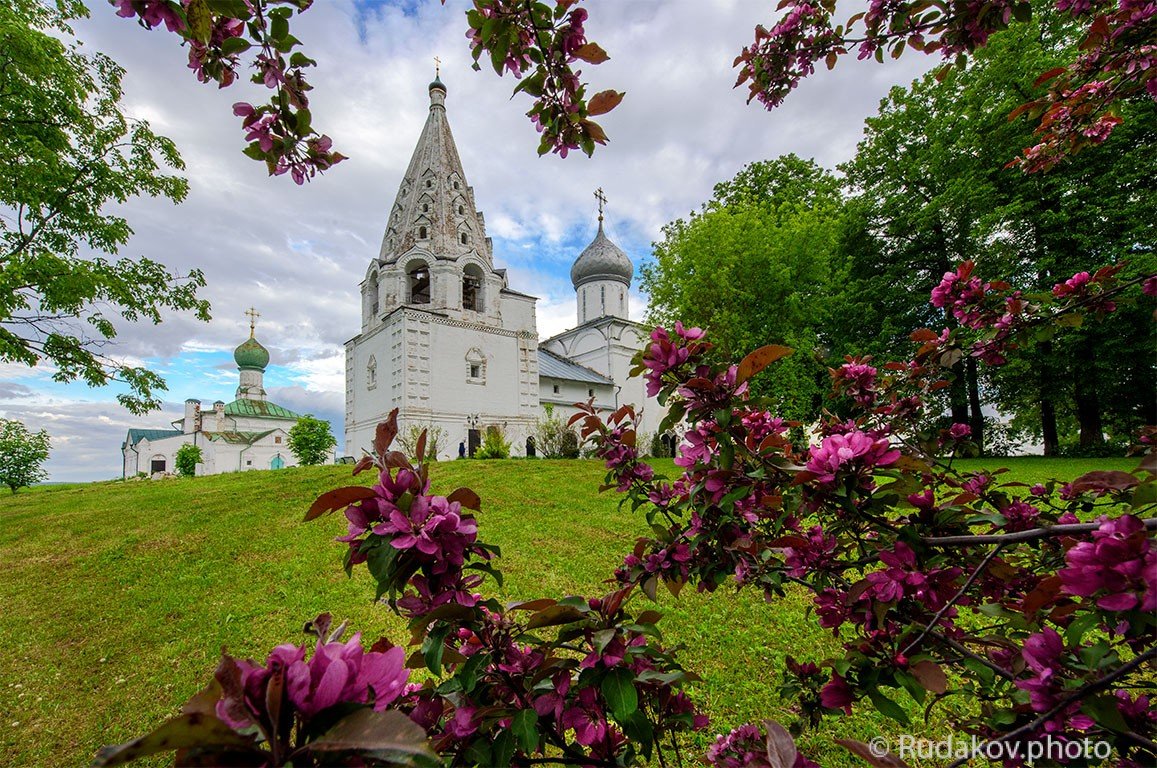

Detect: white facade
[122, 329, 331, 476]
[344, 78, 663, 460]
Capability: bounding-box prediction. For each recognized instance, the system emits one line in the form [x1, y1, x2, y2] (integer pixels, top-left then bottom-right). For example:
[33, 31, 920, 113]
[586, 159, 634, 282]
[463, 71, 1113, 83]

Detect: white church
[344, 75, 662, 459]
[121, 313, 318, 477]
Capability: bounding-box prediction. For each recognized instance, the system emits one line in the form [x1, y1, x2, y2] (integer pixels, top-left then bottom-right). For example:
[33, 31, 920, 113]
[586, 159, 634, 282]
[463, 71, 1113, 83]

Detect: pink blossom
[1059, 515, 1156, 611]
[819, 673, 854, 713]
[805, 430, 900, 486]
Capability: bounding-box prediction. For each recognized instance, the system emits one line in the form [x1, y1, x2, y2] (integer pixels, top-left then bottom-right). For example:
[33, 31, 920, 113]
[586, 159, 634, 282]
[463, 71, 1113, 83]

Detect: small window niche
[465, 348, 486, 384]
[552, 384, 560, 394]
[367, 355, 378, 389]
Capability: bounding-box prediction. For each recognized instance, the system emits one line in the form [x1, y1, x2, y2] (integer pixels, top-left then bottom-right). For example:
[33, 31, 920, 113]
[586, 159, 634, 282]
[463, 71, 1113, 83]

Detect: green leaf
[511, 709, 538, 753]
[867, 687, 910, 726]
[601, 667, 638, 722]
[93, 714, 258, 766]
[219, 36, 252, 56]
[299, 708, 437, 763]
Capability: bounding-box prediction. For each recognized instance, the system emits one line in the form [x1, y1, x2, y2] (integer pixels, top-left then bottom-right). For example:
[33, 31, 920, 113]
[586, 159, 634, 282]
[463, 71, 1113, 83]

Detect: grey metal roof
[571, 221, 633, 288]
[537, 349, 613, 385]
[123, 428, 182, 448]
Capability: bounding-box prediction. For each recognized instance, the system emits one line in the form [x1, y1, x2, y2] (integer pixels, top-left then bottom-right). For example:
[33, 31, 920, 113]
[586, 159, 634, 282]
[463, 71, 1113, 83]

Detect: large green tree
[833, 12, 1155, 453]
[0, 0, 210, 414]
[642, 155, 842, 423]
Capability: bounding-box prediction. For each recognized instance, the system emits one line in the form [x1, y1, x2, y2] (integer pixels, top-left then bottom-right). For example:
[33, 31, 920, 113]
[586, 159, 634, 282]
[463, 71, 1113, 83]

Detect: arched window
[422, 203, 429, 212]
[408, 261, 431, 304]
[462, 264, 484, 311]
[425, 179, 432, 188]
[368, 271, 379, 317]
[460, 232, 468, 245]
[418, 226, 428, 239]
[600, 285, 606, 314]
[367, 355, 377, 388]
[453, 181, 460, 190]
[457, 204, 464, 215]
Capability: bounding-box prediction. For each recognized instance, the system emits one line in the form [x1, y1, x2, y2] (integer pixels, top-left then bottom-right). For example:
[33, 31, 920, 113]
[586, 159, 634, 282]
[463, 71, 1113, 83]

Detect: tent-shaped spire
[377, 77, 492, 265]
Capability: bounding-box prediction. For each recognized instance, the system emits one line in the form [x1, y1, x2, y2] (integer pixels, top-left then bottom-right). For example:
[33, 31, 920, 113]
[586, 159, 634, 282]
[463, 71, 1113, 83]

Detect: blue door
[270, 454, 285, 470]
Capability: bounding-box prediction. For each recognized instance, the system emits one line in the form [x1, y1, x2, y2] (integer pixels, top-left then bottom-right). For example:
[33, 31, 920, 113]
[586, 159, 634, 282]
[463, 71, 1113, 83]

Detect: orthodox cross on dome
[244, 306, 260, 338]
[434, 55, 441, 77]
[594, 187, 607, 223]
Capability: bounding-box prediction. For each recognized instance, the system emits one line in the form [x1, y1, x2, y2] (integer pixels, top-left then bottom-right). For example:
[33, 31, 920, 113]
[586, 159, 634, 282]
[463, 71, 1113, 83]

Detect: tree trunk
[966, 356, 984, 452]
[1038, 341, 1059, 456]
[1040, 396, 1059, 456]
[1073, 342, 1103, 447]
[950, 364, 970, 426]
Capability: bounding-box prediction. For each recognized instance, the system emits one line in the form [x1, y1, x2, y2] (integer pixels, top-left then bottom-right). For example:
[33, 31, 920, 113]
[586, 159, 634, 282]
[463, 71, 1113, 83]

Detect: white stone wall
[346, 306, 540, 460]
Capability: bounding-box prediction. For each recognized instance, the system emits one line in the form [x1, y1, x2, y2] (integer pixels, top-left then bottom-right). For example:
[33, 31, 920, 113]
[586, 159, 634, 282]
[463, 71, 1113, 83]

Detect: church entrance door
[468, 429, 480, 458]
[271, 454, 285, 469]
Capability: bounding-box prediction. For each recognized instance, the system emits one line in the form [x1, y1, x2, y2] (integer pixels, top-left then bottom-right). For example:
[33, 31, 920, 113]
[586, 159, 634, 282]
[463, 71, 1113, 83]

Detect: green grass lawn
[0, 456, 1137, 767]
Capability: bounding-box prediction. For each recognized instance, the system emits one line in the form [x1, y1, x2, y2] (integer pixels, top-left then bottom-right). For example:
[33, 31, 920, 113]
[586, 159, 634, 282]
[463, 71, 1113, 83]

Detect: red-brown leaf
[374, 411, 399, 456]
[1070, 470, 1139, 494]
[573, 42, 609, 64]
[447, 487, 481, 511]
[910, 660, 948, 694]
[351, 455, 375, 476]
[835, 738, 913, 768]
[737, 345, 794, 384]
[304, 486, 377, 522]
[1033, 67, 1067, 87]
[587, 89, 624, 116]
[763, 720, 798, 768]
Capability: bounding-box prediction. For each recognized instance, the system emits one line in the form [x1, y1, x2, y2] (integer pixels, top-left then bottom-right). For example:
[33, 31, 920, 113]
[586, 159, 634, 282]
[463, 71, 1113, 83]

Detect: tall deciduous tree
[0, 0, 210, 414]
[287, 415, 336, 466]
[642, 155, 842, 423]
[833, 14, 1156, 453]
[0, 418, 50, 493]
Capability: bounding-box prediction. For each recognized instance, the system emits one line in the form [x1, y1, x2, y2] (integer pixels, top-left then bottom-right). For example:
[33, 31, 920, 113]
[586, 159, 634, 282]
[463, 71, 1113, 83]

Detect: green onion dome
[233, 336, 269, 371]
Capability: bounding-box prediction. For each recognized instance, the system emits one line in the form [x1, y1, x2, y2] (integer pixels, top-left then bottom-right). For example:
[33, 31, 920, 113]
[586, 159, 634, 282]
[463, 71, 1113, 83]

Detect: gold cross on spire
[594, 187, 607, 222]
[244, 307, 260, 338]
[434, 56, 441, 77]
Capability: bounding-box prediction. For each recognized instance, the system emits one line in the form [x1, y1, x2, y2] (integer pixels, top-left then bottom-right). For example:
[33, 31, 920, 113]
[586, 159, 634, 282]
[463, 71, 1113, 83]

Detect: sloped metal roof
[123, 429, 182, 448]
[537, 349, 613, 385]
[223, 399, 300, 420]
[204, 430, 277, 445]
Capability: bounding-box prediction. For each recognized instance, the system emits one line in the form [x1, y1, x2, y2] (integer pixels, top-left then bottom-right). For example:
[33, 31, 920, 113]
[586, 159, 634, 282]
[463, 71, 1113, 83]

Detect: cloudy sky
[3, 0, 935, 483]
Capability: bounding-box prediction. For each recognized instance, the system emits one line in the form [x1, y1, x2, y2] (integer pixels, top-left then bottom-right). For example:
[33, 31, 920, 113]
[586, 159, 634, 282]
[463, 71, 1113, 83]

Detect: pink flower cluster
[340, 464, 485, 617]
[215, 636, 408, 728]
[642, 322, 706, 397]
[833, 361, 878, 406]
[736, 2, 845, 112]
[706, 722, 817, 768]
[112, 0, 185, 32]
[931, 262, 991, 328]
[1059, 515, 1156, 612]
[805, 429, 900, 486]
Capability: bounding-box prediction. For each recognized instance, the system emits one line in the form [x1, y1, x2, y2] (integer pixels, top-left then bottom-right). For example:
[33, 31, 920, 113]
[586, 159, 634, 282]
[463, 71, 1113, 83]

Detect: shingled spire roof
[377, 77, 492, 265]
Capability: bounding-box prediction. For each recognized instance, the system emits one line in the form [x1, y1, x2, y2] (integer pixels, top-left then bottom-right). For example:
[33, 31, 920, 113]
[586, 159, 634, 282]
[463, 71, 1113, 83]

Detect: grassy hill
[0, 456, 1134, 767]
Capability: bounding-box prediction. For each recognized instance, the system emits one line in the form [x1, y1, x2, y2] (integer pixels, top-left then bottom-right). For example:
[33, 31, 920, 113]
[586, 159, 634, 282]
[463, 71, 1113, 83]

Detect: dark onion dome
[570, 221, 633, 289]
[429, 75, 445, 92]
[233, 336, 270, 371]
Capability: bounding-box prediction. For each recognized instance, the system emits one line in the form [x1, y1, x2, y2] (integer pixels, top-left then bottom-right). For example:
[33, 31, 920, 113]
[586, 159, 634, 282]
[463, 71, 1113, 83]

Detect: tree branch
[946, 646, 1157, 768]
[923, 517, 1157, 546]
